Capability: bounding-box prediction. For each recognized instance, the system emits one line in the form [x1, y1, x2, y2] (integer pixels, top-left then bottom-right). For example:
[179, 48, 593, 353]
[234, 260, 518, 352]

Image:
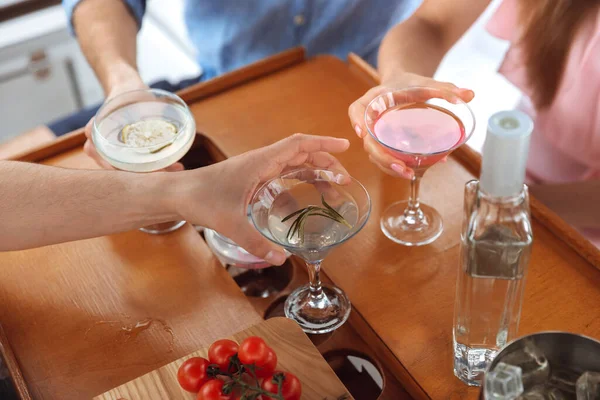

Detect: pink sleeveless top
[487, 0, 600, 184]
[487, 0, 600, 246]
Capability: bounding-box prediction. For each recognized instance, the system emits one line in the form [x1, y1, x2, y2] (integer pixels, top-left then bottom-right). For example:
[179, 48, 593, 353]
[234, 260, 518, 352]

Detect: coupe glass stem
[306, 260, 324, 298]
[404, 176, 424, 223]
[408, 176, 421, 209]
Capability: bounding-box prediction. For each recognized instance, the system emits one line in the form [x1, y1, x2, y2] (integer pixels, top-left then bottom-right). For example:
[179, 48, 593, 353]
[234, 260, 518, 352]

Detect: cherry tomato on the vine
[238, 336, 270, 366]
[232, 394, 262, 400]
[231, 373, 262, 400]
[208, 339, 239, 372]
[254, 348, 277, 378]
[197, 379, 231, 400]
[177, 357, 211, 393]
[261, 371, 301, 400]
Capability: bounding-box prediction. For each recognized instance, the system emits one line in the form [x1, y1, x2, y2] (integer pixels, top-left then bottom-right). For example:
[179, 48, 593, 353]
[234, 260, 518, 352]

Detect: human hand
[174, 133, 350, 265]
[348, 72, 474, 179]
[83, 78, 184, 172]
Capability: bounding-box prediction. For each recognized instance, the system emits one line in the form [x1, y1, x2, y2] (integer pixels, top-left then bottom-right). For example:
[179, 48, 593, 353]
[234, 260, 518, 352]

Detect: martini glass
[364, 87, 475, 246]
[204, 228, 293, 298]
[250, 168, 371, 334]
[93, 89, 196, 234]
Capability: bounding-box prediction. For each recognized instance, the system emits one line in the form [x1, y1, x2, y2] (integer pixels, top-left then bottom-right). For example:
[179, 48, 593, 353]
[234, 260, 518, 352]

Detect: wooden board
[95, 318, 352, 400]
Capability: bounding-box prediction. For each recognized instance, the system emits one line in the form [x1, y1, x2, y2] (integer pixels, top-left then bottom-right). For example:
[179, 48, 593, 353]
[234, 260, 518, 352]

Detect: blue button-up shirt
[64, 0, 421, 80]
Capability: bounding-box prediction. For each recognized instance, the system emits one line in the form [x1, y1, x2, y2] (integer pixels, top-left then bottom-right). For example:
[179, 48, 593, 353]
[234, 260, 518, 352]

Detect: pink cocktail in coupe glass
[364, 87, 475, 246]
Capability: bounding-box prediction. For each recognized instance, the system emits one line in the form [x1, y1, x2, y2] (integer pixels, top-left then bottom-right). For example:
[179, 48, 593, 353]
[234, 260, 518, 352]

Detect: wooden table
[0, 154, 262, 399]
[179, 50, 600, 399]
[2, 48, 600, 399]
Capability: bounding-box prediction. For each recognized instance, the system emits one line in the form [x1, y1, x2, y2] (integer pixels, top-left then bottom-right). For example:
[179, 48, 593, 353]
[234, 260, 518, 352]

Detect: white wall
[0, 0, 199, 143]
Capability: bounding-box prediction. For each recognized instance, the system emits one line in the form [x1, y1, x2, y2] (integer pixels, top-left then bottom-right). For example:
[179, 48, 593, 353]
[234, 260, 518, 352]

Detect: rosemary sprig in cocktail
[282, 195, 352, 244]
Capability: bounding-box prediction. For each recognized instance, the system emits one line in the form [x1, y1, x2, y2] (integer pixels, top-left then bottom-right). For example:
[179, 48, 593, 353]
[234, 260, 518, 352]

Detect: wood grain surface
[0, 126, 55, 160]
[3, 51, 599, 400]
[349, 55, 600, 271]
[0, 324, 32, 400]
[8, 129, 86, 163]
[178, 47, 306, 105]
[181, 54, 600, 399]
[0, 143, 262, 399]
[96, 317, 352, 400]
[236, 257, 413, 399]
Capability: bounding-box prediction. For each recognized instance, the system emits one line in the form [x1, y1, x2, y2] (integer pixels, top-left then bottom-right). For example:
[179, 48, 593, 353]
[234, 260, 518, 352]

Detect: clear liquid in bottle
[453, 110, 534, 387]
[454, 182, 533, 386]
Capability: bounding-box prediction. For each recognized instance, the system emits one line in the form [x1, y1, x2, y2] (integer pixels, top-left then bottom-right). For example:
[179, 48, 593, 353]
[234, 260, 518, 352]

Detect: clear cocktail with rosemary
[250, 168, 371, 334]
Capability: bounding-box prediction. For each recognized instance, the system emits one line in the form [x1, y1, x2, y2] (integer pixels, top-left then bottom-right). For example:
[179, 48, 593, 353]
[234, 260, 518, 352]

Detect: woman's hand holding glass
[347, 72, 474, 179]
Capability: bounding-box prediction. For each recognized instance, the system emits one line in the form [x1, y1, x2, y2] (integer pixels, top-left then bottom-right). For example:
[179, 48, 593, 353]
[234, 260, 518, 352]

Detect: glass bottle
[453, 110, 534, 386]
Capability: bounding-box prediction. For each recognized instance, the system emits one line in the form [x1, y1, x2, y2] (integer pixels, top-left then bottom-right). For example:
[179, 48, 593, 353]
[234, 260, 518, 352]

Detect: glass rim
[209, 228, 240, 247]
[249, 168, 372, 252]
[363, 86, 476, 157]
[204, 228, 267, 264]
[92, 88, 193, 150]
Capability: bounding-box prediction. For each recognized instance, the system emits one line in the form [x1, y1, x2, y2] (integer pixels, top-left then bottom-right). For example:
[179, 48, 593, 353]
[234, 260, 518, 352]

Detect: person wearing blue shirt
[63, 0, 421, 82]
[55, 0, 421, 160]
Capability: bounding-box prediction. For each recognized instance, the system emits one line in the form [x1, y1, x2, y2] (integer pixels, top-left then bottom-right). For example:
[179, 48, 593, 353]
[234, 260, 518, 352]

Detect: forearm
[377, 0, 490, 83]
[377, 17, 447, 82]
[0, 162, 177, 251]
[72, 0, 141, 93]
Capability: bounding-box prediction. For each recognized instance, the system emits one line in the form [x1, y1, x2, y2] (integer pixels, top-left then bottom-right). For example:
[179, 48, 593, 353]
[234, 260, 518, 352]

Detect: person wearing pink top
[349, 0, 600, 247]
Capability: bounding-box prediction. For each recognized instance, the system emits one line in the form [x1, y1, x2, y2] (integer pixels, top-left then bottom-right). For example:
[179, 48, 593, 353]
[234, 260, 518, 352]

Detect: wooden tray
[95, 317, 352, 400]
[12, 49, 597, 270]
[4, 48, 600, 400]
[0, 131, 263, 399]
[0, 324, 31, 400]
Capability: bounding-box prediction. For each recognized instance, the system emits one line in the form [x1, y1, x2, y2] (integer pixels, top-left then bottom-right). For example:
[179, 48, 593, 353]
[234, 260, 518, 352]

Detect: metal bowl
[479, 332, 600, 399]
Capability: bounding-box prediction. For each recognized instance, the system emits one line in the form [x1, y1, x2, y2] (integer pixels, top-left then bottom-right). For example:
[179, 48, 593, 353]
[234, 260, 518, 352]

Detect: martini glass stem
[404, 176, 425, 223]
[306, 260, 324, 298]
[408, 176, 421, 209]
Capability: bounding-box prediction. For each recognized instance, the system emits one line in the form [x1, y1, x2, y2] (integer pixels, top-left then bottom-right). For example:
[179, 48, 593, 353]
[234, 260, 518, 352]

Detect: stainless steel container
[479, 332, 600, 399]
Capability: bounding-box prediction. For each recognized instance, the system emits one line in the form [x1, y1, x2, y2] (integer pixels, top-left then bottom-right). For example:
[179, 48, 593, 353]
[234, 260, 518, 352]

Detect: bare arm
[71, 0, 143, 94]
[377, 0, 491, 81]
[0, 161, 175, 250]
[70, 0, 156, 168]
[0, 134, 349, 266]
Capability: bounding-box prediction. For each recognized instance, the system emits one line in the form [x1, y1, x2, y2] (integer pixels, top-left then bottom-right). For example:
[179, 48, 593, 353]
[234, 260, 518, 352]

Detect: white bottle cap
[480, 110, 534, 197]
